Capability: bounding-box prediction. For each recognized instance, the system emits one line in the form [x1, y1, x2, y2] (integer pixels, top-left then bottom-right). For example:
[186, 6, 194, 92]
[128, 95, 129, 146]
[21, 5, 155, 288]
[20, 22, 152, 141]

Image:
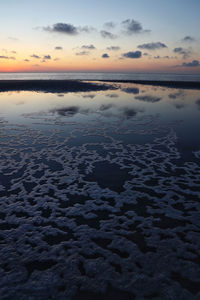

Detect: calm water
[0, 82, 200, 299]
[0, 72, 200, 82]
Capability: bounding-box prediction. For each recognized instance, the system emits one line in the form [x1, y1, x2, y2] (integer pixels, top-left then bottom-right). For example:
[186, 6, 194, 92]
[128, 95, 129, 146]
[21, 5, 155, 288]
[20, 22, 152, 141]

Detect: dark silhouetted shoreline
[0, 80, 114, 93]
[0, 79, 200, 93]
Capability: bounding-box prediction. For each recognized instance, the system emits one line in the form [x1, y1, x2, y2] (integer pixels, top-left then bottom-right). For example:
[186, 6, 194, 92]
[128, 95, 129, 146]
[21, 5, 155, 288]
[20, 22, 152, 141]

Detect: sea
[0, 71, 200, 81]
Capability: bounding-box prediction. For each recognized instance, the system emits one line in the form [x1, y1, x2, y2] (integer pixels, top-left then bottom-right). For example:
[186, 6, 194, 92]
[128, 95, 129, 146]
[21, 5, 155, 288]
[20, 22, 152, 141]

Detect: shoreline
[0, 79, 200, 92]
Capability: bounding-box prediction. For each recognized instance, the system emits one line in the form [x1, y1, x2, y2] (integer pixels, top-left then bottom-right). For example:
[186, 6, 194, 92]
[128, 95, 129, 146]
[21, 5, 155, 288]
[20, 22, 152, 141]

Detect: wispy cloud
[104, 22, 116, 29]
[0, 55, 16, 60]
[76, 51, 89, 56]
[30, 54, 41, 59]
[182, 36, 195, 43]
[122, 19, 150, 34]
[106, 46, 120, 51]
[100, 30, 117, 39]
[138, 42, 167, 50]
[173, 47, 191, 59]
[81, 44, 96, 50]
[55, 46, 63, 50]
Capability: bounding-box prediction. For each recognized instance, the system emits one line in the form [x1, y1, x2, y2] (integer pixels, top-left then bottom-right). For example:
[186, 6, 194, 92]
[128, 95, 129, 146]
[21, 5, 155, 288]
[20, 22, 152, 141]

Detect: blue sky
[0, 0, 199, 72]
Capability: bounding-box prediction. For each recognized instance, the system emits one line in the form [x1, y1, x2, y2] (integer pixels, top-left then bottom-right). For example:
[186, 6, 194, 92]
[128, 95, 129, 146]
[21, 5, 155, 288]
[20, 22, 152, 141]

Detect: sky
[0, 0, 200, 73]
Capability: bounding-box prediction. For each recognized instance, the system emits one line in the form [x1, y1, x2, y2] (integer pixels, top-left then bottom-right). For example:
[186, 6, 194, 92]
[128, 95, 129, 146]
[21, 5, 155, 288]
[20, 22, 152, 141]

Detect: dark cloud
[122, 87, 139, 94]
[44, 23, 78, 35]
[43, 55, 51, 60]
[106, 46, 120, 51]
[76, 51, 89, 56]
[50, 106, 80, 117]
[154, 56, 160, 59]
[182, 36, 195, 42]
[135, 95, 161, 103]
[138, 42, 167, 50]
[55, 46, 63, 50]
[173, 47, 191, 59]
[24, 59, 30, 62]
[122, 19, 150, 34]
[182, 60, 199, 67]
[81, 44, 96, 50]
[104, 22, 116, 29]
[102, 53, 109, 58]
[30, 54, 40, 59]
[100, 30, 117, 39]
[0, 55, 15, 60]
[123, 51, 142, 59]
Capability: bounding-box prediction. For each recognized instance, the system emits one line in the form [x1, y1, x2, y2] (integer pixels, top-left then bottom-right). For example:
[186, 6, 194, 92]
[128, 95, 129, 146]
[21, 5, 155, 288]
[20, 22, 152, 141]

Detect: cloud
[182, 60, 199, 67]
[81, 44, 95, 50]
[8, 37, 19, 41]
[44, 23, 78, 35]
[11, 51, 17, 54]
[54, 58, 60, 61]
[135, 95, 161, 103]
[173, 47, 191, 59]
[33, 64, 40, 67]
[182, 36, 195, 42]
[123, 51, 142, 59]
[100, 30, 117, 39]
[154, 56, 160, 59]
[104, 22, 116, 29]
[44, 23, 95, 35]
[24, 59, 30, 62]
[106, 46, 120, 51]
[76, 51, 89, 56]
[102, 53, 109, 58]
[43, 55, 51, 60]
[122, 87, 139, 94]
[79, 26, 96, 33]
[0, 56, 15, 60]
[30, 54, 40, 59]
[55, 46, 63, 50]
[122, 19, 150, 34]
[138, 42, 167, 50]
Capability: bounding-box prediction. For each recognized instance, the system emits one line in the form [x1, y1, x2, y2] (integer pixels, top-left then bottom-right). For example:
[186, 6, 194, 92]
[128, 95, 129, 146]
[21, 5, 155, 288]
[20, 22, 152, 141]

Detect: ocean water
[0, 71, 200, 81]
[0, 81, 200, 299]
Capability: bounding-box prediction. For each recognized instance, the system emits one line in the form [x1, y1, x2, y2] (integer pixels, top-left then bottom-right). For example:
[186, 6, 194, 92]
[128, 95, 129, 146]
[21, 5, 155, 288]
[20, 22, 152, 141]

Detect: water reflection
[0, 82, 200, 299]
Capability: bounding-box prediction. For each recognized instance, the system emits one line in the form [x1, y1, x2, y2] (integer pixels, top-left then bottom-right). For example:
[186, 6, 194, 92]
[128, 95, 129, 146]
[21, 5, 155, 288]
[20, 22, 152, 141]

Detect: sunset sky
[0, 0, 200, 73]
